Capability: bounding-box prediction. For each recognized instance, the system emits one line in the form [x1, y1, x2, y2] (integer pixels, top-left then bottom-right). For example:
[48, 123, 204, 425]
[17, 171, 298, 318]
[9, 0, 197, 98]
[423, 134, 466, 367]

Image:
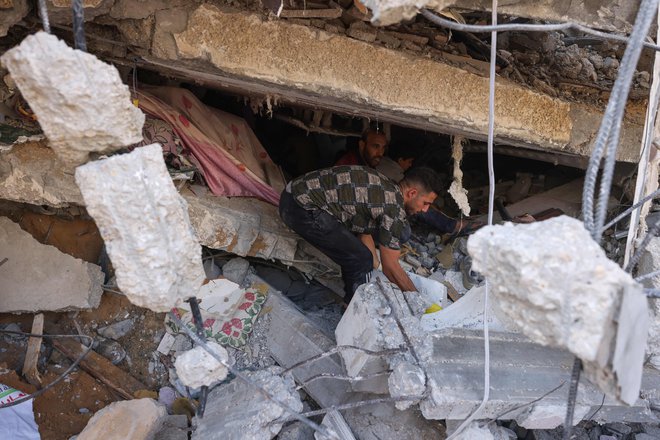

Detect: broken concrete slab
[192, 367, 302, 440]
[75, 144, 205, 312]
[174, 341, 230, 389]
[0, 0, 29, 38]
[361, 0, 640, 31]
[416, 328, 660, 428]
[637, 236, 660, 370]
[468, 216, 649, 405]
[0, 216, 103, 312]
[164, 5, 643, 162]
[264, 288, 444, 439]
[77, 398, 167, 440]
[0, 142, 85, 207]
[222, 257, 251, 286]
[1, 32, 144, 165]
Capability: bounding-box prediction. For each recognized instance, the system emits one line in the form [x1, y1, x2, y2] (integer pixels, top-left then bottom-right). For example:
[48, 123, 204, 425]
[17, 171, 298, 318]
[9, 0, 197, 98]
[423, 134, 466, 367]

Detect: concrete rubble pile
[334, 274, 660, 429]
[468, 215, 649, 405]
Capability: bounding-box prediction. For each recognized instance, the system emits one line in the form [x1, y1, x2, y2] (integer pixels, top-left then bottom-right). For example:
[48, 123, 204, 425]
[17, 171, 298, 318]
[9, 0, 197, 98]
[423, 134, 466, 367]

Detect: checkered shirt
[290, 165, 410, 250]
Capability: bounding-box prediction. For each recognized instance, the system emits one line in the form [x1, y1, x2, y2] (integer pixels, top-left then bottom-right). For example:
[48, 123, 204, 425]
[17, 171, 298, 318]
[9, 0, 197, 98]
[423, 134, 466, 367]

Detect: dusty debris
[448, 135, 471, 216]
[76, 398, 167, 440]
[0, 216, 103, 313]
[174, 342, 230, 389]
[75, 144, 205, 312]
[468, 216, 649, 404]
[53, 337, 147, 400]
[638, 236, 660, 371]
[192, 367, 302, 440]
[0, 32, 144, 165]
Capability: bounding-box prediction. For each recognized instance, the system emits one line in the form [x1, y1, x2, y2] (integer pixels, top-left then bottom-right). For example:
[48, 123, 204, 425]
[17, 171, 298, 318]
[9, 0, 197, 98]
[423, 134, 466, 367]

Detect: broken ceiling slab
[0, 141, 85, 208]
[1, 32, 144, 165]
[0, 216, 103, 313]
[183, 188, 298, 262]
[75, 144, 205, 312]
[160, 5, 642, 161]
[468, 216, 649, 405]
[360, 0, 639, 31]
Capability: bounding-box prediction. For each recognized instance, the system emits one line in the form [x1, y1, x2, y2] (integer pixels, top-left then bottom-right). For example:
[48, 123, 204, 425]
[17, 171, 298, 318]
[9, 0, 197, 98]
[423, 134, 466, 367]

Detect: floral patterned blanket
[165, 278, 268, 348]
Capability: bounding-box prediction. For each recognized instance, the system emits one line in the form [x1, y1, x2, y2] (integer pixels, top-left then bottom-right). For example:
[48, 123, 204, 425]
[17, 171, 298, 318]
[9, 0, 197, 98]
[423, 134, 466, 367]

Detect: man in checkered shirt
[279, 165, 442, 302]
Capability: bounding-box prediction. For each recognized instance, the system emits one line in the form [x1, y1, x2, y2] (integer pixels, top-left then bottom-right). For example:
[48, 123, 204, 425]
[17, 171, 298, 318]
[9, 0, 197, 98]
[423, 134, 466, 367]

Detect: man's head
[399, 166, 442, 216]
[389, 141, 420, 172]
[359, 129, 387, 168]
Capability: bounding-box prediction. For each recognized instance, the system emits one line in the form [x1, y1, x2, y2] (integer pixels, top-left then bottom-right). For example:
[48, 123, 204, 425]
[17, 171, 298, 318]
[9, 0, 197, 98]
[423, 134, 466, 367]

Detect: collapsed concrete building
[1, 1, 660, 439]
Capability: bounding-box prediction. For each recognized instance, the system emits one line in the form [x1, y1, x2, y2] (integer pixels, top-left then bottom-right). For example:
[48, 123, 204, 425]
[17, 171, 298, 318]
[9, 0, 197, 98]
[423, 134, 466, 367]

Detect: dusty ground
[0, 291, 166, 440]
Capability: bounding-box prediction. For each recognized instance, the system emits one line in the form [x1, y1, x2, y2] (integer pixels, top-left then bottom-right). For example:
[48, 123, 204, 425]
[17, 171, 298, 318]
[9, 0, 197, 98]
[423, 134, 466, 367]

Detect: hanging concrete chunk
[0, 216, 103, 313]
[0, 32, 144, 165]
[75, 144, 205, 312]
[467, 216, 649, 405]
[193, 367, 303, 440]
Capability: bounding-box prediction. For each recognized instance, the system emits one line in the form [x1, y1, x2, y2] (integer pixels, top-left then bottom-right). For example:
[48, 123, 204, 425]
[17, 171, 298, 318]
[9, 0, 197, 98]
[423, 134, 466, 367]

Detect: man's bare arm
[359, 234, 380, 269]
[380, 246, 417, 292]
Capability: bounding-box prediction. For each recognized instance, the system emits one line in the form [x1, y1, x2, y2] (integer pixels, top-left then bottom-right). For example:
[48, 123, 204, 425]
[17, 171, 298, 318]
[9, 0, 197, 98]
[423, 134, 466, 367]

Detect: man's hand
[380, 246, 417, 292]
[359, 234, 380, 269]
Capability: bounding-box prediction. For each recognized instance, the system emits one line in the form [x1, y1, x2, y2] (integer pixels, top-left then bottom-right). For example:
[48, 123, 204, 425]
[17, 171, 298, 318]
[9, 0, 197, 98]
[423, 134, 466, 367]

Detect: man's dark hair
[361, 123, 385, 142]
[401, 166, 442, 195]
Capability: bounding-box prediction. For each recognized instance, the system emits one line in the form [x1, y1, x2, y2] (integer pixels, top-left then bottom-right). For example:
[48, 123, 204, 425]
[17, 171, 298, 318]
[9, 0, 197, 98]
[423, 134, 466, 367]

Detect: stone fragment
[46, 0, 114, 23]
[0, 141, 84, 208]
[174, 342, 230, 389]
[95, 338, 127, 365]
[97, 318, 135, 340]
[388, 361, 426, 410]
[1, 32, 145, 165]
[0, 216, 103, 312]
[75, 144, 205, 312]
[376, 30, 401, 49]
[77, 398, 167, 440]
[278, 421, 314, 440]
[346, 21, 377, 43]
[0, 0, 28, 37]
[468, 216, 649, 404]
[193, 367, 302, 440]
[637, 236, 660, 370]
[222, 257, 251, 286]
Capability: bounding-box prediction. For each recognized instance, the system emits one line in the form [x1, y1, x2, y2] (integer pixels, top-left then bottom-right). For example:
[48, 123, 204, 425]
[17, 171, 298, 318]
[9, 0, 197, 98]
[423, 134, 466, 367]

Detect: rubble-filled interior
[2, 1, 660, 440]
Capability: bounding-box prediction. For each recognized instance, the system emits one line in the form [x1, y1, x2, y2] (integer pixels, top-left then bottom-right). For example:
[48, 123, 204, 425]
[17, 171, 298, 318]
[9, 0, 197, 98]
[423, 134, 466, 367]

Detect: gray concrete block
[192, 368, 302, 440]
[75, 144, 205, 312]
[0, 216, 103, 312]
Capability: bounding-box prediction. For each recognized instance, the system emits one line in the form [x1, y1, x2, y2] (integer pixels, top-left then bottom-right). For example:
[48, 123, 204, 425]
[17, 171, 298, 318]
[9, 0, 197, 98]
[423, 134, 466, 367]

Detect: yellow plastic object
[132, 98, 139, 107]
[424, 303, 443, 314]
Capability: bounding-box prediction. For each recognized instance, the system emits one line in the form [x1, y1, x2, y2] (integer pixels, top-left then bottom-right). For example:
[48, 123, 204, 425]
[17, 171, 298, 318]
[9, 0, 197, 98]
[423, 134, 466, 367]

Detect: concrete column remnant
[467, 215, 649, 405]
[75, 144, 205, 312]
[0, 32, 144, 165]
[174, 342, 230, 389]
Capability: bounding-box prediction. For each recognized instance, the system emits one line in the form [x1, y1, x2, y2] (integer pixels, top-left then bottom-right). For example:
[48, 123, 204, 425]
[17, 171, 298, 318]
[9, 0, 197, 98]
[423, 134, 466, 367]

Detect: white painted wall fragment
[75, 144, 205, 312]
[467, 216, 649, 404]
[1, 32, 144, 165]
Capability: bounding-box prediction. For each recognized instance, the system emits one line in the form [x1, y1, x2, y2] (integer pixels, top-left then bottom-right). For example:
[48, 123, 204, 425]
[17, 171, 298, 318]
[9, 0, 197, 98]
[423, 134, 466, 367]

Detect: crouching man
[279, 165, 441, 303]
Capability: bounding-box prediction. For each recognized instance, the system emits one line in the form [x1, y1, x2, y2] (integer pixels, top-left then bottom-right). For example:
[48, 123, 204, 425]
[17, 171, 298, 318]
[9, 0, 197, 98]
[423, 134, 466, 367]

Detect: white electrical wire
[446, 1, 497, 438]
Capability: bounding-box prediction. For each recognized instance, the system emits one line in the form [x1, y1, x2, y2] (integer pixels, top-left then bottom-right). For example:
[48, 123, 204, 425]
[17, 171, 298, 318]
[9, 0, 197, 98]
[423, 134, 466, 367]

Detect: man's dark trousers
[279, 190, 372, 302]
